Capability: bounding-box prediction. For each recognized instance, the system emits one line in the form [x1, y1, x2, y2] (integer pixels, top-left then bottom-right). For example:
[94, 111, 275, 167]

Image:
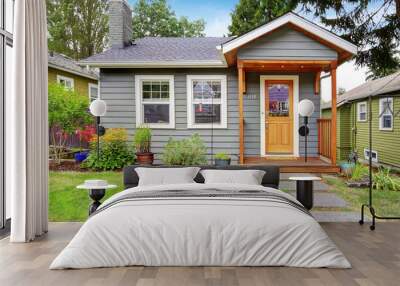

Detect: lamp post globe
[89, 99, 107, 117]
[299, 99, 315, 117]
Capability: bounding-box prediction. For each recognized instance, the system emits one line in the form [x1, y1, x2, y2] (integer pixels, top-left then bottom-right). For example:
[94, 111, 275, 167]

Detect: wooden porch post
[238, 66, 244, 164]
[330, 64, 337, 165]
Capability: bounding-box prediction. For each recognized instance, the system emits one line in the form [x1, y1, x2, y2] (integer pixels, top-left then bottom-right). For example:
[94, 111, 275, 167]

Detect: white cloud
[204, 13, 231, 37]
[321, 60, 368, 102]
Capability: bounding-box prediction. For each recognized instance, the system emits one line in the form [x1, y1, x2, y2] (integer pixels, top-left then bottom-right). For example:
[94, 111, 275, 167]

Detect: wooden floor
[1, 222, 399, 286]
[244, 157, 340, 173]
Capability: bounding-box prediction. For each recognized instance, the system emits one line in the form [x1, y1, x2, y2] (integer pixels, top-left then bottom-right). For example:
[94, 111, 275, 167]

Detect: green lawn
[49, 171, 400, 221]
[323, 175, 400, 217]
[49, 171, 124, 221]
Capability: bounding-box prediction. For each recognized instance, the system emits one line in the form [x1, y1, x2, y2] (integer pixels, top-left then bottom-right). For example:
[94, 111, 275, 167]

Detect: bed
[50, 165, 350, 269]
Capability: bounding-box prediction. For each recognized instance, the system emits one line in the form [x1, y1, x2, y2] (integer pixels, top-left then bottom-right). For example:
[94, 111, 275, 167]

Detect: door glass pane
[268, 83, 289, 117]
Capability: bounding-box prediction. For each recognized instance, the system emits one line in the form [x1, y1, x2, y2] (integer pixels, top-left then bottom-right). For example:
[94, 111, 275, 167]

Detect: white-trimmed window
[364, 149, 378, 163]
[357, 101, 367, 122]
[379, 97, 393, 131]
[187, 75, 227, 129]
[135, 75, 175, 129]
[57, 75, 74, 90]
[88, 83, 99, 102]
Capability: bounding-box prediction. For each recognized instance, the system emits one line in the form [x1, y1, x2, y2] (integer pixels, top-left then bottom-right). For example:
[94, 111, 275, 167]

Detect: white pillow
[136, 167, 200, 186]
[200, 169, 266, 185]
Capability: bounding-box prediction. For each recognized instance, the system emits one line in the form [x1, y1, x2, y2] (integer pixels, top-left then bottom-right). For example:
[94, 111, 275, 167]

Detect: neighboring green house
[322, 71, 400, 168]
[48, 51, 99, 101]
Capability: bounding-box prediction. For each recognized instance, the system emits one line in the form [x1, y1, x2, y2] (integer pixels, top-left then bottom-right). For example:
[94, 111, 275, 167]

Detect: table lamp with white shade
[89, 99, 107, 159]
[298, 99, 315, 162]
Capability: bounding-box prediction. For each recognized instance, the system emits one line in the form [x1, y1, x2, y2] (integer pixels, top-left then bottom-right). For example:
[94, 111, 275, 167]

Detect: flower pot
[136, 152, 154, 165]
[214, 158, 231, 167]
[74, 151, 89, 163]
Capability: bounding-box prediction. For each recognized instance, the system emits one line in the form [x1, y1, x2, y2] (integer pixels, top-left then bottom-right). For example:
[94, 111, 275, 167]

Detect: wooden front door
[265, 80, 293, 154]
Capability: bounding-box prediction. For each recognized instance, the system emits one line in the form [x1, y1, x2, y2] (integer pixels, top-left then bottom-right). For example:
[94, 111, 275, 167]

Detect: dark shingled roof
[321, 71, 400, 109]
[81, 37, 233, 63]
[48, 52, 99, 79]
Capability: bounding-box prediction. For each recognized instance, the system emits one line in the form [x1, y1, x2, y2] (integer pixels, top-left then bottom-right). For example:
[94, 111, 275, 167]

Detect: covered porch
[216, 13, 358, 172]
[237, 59, 338, 171]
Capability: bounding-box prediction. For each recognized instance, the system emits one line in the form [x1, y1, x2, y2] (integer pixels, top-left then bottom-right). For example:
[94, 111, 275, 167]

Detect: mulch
[49, 160, 88, 172]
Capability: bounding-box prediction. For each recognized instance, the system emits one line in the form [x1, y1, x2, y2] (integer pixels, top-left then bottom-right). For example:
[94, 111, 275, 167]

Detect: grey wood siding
[238, 26, 337, 61]
[243, 72, 319, 156]
[100, 68, 320, 163]
[100, 68, 240, 164]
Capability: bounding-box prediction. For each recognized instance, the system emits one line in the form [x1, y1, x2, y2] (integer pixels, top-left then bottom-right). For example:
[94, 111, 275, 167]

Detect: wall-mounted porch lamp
[298, 99, 315, 162]
[89, 99, 107, 159]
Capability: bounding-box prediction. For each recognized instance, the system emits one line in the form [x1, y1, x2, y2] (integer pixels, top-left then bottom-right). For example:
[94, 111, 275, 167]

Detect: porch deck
[243, 156, 340, 173]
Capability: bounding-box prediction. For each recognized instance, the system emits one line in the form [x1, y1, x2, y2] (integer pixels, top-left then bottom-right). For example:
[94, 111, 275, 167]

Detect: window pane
[382, 99, 392, 115]
[360, 112, 366, 121]
[192, 80, 221, 100]
[161, 82, 169, 92]
[143, 104, 169, 124]
[143, 82, 151, 92]
[383, 115, 392, 128]
[161, 92, 169, 99]
[151, 82, 161, 92]
[194, 104, 221, 124]
[5, 0, 14, 33]
[143, 91, 151, 99]
[268, 83, 289, 117]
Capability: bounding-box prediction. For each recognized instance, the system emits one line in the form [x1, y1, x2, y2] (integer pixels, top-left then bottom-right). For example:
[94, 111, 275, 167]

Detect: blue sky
[127, 0, 369, 100]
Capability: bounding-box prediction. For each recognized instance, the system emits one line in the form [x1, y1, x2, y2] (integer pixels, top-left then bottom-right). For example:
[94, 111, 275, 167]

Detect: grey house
[81, 0, 357, 172]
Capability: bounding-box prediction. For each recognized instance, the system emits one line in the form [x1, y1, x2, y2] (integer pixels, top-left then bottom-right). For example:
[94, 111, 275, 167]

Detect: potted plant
[214, 152, 231, 167]
[134, 125, 153, 165]
[74, 125, 96, 163]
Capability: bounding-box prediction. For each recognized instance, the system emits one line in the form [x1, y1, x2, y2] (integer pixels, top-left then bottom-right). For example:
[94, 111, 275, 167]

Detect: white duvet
[50, 183, 350, 269]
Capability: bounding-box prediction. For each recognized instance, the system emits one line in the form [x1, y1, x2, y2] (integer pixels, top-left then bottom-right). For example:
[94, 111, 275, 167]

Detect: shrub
[373, 167, 400, 191]
[215, 152, 229, 160]
[134, 125, 152, 153]
[82, 128, 134, 170]
[48, 83, 93, 162]
[162, 134, 207, 166]
[348, 163, 369, 182]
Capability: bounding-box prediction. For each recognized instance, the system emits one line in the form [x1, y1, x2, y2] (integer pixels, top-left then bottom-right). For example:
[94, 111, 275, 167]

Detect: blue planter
[75, 151, 89, 163]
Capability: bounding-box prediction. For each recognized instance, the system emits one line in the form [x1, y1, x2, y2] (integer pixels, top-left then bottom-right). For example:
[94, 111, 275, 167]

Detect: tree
[48, 83, 93, 163]
[131, 0, 205, 38]
[47, 0, 108, 60]
[228, 0, 298, 35]
[299, 0, 400, 78]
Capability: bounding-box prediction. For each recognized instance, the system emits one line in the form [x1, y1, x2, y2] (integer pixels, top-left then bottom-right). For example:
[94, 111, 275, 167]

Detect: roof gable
[219, 12, 357, 59]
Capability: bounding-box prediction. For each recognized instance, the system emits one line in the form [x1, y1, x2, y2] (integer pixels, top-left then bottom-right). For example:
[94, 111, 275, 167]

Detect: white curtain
[8, 0, 48, 242]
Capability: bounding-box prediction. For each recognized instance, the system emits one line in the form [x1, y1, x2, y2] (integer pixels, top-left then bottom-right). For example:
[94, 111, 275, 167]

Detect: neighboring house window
[88, 83, 99, 102]
[57, 75, 74, 90]
[135, 75, 175, 129]
[379, 97, 393, 131]
[357, 102, 367, 122]
[364, 149, 378, 163]
[187, 75, 227, 129]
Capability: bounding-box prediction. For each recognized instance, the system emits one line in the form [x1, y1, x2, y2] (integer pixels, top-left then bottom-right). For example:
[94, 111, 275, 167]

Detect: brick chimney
[109, 0, 132, 49]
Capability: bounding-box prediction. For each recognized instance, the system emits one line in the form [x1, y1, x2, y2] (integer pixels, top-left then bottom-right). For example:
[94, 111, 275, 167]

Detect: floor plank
[0, 222, 399, 286]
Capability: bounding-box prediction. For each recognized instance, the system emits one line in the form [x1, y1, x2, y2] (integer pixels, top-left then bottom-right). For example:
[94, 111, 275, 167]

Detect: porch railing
[317, 118, 332, 160]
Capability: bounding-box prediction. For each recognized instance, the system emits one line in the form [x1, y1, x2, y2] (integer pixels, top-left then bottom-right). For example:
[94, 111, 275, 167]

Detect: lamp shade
[89, 99, 107, 117]
[299, 99, 315, 117]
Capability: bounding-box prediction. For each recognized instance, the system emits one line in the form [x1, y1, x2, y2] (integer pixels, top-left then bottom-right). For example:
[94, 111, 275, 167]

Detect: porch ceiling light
[299, 99, 315, 117]
[89, 99, 107, 117]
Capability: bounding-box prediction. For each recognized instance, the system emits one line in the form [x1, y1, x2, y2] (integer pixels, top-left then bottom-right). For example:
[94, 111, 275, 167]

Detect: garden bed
[49, 160, 88, 172]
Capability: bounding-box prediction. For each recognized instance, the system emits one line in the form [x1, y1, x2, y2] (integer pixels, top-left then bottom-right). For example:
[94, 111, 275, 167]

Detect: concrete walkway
[280, 173, 364, 222]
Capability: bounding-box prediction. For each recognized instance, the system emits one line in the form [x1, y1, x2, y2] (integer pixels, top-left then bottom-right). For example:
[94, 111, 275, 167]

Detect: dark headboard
[123, 165, 280, 189]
